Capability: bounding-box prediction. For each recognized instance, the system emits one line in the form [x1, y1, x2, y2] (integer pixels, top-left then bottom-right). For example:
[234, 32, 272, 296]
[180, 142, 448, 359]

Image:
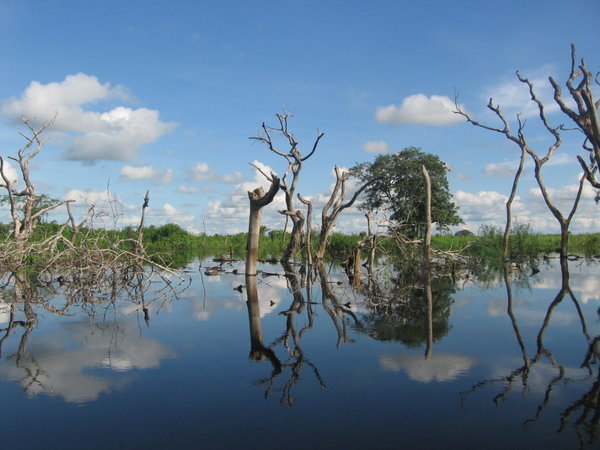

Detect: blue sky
[0, 0, 599, 234]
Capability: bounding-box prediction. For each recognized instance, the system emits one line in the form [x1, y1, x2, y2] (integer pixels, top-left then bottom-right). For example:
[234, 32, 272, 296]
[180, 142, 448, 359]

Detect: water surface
[0, 258, 598, 449]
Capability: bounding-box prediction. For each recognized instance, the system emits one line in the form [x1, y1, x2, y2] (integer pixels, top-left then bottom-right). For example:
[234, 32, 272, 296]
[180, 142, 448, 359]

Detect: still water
[0, 258, 598, 449]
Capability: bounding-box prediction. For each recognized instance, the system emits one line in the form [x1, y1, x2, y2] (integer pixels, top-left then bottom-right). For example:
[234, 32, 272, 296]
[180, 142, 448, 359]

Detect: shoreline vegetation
[5, 221, 597, 268]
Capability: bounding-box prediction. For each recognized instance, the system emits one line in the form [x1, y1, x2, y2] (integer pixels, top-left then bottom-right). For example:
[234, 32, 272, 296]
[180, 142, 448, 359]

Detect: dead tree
[246, 172, 280, 276]
[365, 211, 377, 276]
[422, 165, 432, 266]
[315, 166, 371, 261]
[297, 193, 313, 265]
[250, 113, 323, 262]
[456, 58, 587, 259]
[549, 44, 600, 192]
[0, 117, 73, 251]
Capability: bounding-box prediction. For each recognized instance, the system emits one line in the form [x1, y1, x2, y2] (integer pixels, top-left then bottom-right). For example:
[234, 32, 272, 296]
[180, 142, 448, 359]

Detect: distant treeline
[2, 222, 598, 266]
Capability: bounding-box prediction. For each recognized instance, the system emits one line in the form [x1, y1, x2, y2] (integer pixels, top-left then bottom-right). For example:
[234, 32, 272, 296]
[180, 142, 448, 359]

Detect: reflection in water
[245, 263, 327, 406]
[463, 259, 600, 447]
[1, 255, 598, 447]
[0, 266, 184, 403]
[380, 352, 478, 382]
[0, 320, 175, 403]
[355, 265, 455, 347]
[317, 262, 360, 347]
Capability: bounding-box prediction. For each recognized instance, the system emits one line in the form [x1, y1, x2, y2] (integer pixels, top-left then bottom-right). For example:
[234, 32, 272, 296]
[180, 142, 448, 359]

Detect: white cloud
[1, 73, 176, 162]
[222, 171, 244, 183]
[0, 320, 174, 403]
[529, 179, 597, 205]
[379, 352, 478, 382]
[62, 188, 131, 227]
[454, 173, 600, 234]
[0, 160, 20, 186]
[150, 203, 194, 223]
[454, 190, 513, 222]
[481, 65, 575, 119]
[63, 188, 115, 206]
[120, 165, 173, 184]
[200, 161, 286, 234]
[376, 94, 466, 126]
[189, 162, 245, 183]
[199, 161, 376, 235]
[484, 162, 515, 178]
[177, 185, 198, 194]
[190, 162, 213, 181]
[362, 140, 392, 154]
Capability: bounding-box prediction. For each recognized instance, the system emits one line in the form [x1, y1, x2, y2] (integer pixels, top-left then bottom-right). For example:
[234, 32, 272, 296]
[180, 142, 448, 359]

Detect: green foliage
[356, 272, 455, 346]
[351, 147, 463, 237]
[0, 193, 60, 224]
[4, 216, 599, 266]
[454, 229, 473, 236]
[326, 233, 363, 255]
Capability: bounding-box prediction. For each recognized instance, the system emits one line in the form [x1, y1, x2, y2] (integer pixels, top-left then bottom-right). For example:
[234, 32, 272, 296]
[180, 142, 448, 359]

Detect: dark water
[0, 258, 598, 449]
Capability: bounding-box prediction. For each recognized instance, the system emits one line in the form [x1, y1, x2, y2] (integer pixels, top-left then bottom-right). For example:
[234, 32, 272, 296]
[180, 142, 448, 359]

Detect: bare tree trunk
[0, 118, 73, 254]
[135, 190, 150, 255]
[422, 166, 431, 266]
[365, 211, 377, 278]
[503, 149, 527, 261]
[246, 274, 265, 360]
[424, 269, 433, 359]
[316, 166, 372, 261]
[455, 57, 589, 260]
[250, 113, 323, 263]
[549, 44, 600, 190]
[352, 246, 362, 289]
[281, 210, 304, 262]
[0, 117, 73, 254]
[246, 175, 280, 276]
[298, 194, 313, 266]
[246, 274, 282, 372]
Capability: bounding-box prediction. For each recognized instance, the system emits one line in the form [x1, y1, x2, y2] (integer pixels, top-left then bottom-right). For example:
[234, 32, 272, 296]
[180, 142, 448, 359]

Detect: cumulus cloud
[62, 188, 132, 227]
[454, 190, 513, 222]
[529, 180, 597, 206]
[189, 162, 244, 183]
[120, 165, 173, 184]
[150, 203, 194, 223]
[376, 94, 466, 126]
[362, 140, 392, 154]
[200, 161, 287, 234]
[481, 65, 575, 119]
[199, 162, 374, 234]
[1, 73, 176, 162]
[64, 188, 115, 207]
[189, 162, 213, 181]
[0, 160, 20, 186]
[177, 185, 198, 194]
[484, 162, 516, 178]
[454, 171, 600, 234]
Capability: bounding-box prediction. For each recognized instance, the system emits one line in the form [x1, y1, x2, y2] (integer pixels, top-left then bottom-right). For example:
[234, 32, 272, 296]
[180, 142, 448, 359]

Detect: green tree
[355, 269, 455, 346]
[352, 147, 462, 237]
[0, 193, 60, 225]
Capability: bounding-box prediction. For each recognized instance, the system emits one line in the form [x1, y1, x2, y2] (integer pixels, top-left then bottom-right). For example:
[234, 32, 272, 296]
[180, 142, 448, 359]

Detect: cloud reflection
[0, 320, 175, 403]
[380, 352, 478, 382]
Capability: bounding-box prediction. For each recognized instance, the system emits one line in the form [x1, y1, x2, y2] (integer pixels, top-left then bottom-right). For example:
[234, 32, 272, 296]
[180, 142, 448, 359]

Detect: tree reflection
[0, 265, 186, 403]
[355, 264, 455, 348]
[317, 262, 360, 347]
[244, 259, 455, 405]
[462, 258, 600, 448]
[245, 262, 326, 406]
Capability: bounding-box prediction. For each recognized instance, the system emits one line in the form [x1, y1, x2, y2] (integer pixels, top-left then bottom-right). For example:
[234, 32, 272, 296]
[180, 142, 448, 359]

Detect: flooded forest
[1, 46, 599, 449]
